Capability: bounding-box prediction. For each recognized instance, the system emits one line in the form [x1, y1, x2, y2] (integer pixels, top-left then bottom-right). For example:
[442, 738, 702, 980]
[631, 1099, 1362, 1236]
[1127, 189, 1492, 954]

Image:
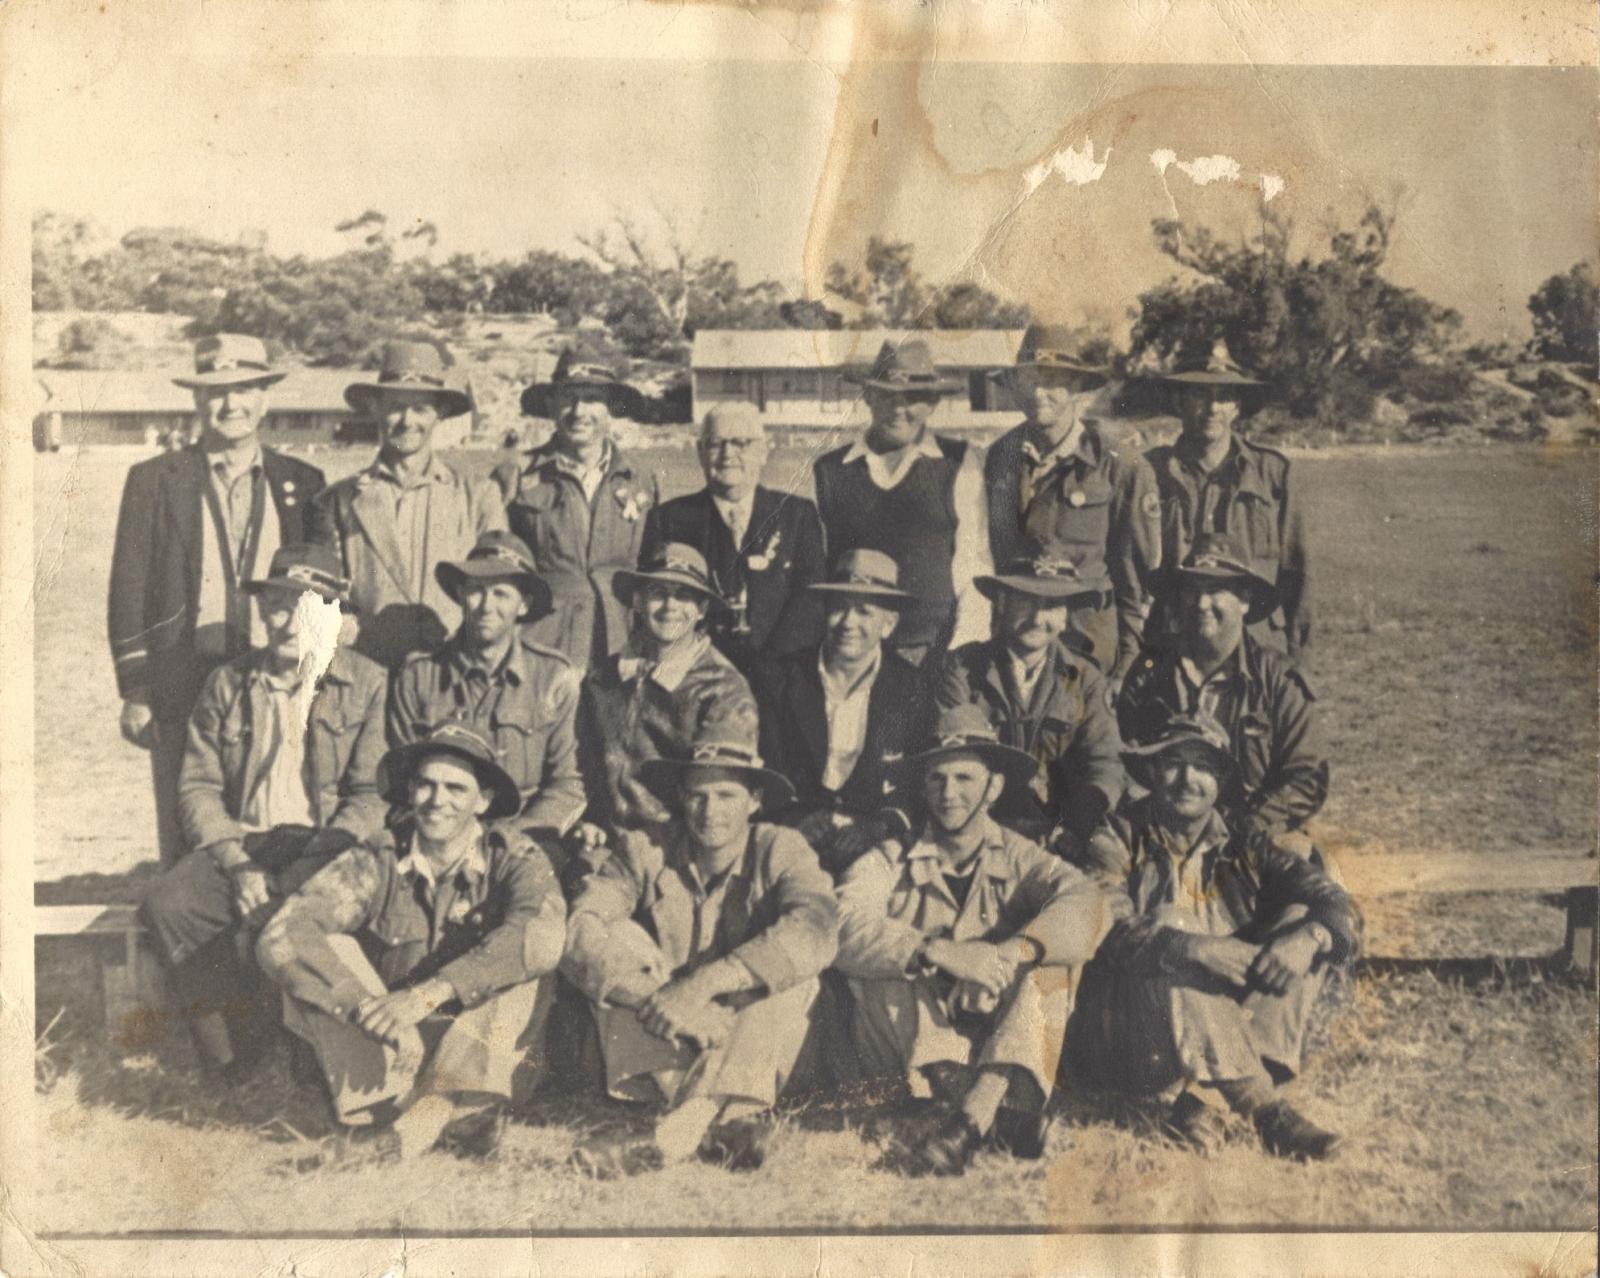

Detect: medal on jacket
[615, 484, 648, 522]
[1066, 486, 1087, 507]
[746, 528, 781, 571]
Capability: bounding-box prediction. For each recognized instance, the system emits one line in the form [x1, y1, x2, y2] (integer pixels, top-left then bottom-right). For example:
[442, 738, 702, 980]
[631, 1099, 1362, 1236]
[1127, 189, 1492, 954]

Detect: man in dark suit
[640, 402, 825, 678]
[109, 334, 326, 867]
[750, 549, 930, 874]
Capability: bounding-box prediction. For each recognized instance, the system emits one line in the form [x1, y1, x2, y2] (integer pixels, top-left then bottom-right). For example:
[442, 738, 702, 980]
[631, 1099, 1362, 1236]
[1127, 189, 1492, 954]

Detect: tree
[825, 237, 928, 327]
[779, 298, 843, 330]
[1528, 263, 1598, 374]
[928, 281, 1030, 330]
[32, 212, 104, 310]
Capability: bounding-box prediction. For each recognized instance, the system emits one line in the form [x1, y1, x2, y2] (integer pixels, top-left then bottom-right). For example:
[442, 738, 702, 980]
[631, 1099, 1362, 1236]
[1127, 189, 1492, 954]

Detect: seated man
[256, 721, 567, 1163]
[141, 543, 387, 1080]
[577, 542, 758, 836]
[751, 549, 930, 874]
[388, 530, 585, 838]
[1118, 533, 1328, 849]
[1065, 714, 1360, 1160]
[935, 556, 1125, 856]
[836, 704, 1108, 1177]
[561, 723, 838, 1175]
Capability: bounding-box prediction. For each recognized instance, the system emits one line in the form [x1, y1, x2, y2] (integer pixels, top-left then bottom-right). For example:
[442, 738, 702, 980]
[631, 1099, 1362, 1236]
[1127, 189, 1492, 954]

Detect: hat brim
[435, 561, 553, 619]
[1169, 564, 1277, 623]
[1150, 370, 1267, 388]
[520, 382, 644, 419]
[377, 739, 521, 822]
[1013, 358, 1111, 383]
[975, 575, 1109, 604]
[241, 576, 352, 609]
[808, 581, 912, 609]
[1121, 736, 1237, 788]
[846, 375, 963, 396]
[635, 756, 798, 815]
[902, 738, 1039, 793]
[345, 383, 474, 418]
[173, 369, 288, 391]
[612, 568, 727, 610]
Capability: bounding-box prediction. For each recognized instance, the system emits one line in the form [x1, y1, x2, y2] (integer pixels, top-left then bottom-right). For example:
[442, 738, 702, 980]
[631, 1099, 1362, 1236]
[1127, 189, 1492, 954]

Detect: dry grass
[27, 441, 1600, 1233]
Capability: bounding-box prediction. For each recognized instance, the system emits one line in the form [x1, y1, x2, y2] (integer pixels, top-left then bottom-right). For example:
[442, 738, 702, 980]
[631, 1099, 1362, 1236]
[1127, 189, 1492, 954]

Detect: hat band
[689, 743, 763, 767]
[934, 732, 1000, 751]
[1188, 555, 1248, 574]
[842, 571, 896, 590]
[197, 358, 270, 374]
[1028, 560, 1080, 580]
[380, 370, 447, 388]
[471, 545, 534, 573]
[283, 563, 348, 593]
[654, 556, 707, 582]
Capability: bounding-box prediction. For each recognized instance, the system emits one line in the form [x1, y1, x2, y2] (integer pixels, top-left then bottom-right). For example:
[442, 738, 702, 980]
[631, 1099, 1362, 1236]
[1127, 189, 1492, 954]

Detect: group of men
[115, 323, 1351, 1178]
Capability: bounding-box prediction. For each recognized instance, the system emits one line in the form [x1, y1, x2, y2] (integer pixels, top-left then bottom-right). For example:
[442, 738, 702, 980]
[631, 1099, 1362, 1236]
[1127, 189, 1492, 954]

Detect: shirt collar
[841, 431, 944, 467]
[905, 817, 1011, 883]
[207, 442, 263, 482]
[819, 646, 882, 701]
[398, 820, 487, 887]
[712, 491, 757, 527]
[547, 440, 614, 480]
[369, 452, 452, 489]
[449, 636, 524, 687]
[1021, 421, 1091, 471]
[1177, 641, 1247, 692]
[618, 633, 708, 692]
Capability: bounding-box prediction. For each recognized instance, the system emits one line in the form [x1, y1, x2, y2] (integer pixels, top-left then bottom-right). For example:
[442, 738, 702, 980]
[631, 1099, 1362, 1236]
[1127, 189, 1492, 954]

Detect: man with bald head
[641, 402, 826, 677]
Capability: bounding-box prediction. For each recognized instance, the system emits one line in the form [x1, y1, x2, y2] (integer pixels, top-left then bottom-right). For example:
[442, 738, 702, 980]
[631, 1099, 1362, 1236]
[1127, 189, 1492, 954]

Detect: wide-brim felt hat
[172, 333, 288, 390]
[434, 532, 552, 619]
[377, 721, 521, 821]
[242, 542, 353, 608]
[521, 351, 644, 418]
[902, 704, 1040, 793]
[808, 548, 914, 609]
[1012, 324, 1112, 383]
[846, 339, 962, 396]
[1168, 534, 1277, 623]
[344, 339, 474, 418]
[1120, 714, 1236, 787]
[975, 556, 1111, 603]
[612, 543, 728, 610]
[637, 739, 798, 814]
[1149, 337, 1266, 388]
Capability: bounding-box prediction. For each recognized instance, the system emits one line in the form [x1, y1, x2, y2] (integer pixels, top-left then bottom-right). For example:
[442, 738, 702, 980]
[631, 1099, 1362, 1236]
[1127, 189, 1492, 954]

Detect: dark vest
[814, 437, 966, 648]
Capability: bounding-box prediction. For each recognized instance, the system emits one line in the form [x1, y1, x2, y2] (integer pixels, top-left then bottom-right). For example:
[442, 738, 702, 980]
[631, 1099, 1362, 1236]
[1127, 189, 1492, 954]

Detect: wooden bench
[34, 851, 1598, 1038]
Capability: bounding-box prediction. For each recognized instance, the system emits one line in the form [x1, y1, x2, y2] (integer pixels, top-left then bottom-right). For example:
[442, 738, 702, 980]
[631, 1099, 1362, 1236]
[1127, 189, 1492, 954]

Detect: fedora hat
[242, 542, 352, 608]
[1169, 533, 1277, 623]
[1120, 712, 1236, 788]
[903, 703, 1039, 793]
[521, 350, 644, 419]
[1013, 324, 1111, 385]
[846, 339, 962, 396]
[637, 723, 797, 815]
[1150, 337, 1266, 389]
[172, 334, 288, 391]
[808, 548, 913, 610]
[613, 542, 727, 610]
[344, 340, 474, 418]
[435, 530, 552, 619]
[377, 718, 521, 821]
[975, 554, 1111, 604]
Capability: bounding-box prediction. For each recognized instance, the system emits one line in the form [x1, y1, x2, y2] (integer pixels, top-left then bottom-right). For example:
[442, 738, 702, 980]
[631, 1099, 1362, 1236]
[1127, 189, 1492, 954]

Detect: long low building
[690, 328, 1026, 428]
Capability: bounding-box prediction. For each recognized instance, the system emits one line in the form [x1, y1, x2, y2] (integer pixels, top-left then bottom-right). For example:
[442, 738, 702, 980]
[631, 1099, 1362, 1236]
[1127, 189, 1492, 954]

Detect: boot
[1254, 1100, 1341, 1161]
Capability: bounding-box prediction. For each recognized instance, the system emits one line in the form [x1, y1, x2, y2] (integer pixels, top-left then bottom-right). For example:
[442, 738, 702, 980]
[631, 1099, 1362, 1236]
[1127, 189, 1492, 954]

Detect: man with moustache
[935, 557, 1125, 857]
[140, 543, 386, 1081]
[836, 704, 1108, 1176]
[505, 354, 662, 671]
[110, 334, 326, 868]
[641, 402, 826, 677]
[309, 340, 505, 669]
[257, 721, 568, 1164]
[1118, 534, 1328, 850]
[387, 530, 586, 838]
[562, 721, 838, 1175]
[983, 325, 1162, 683]
[812, 340, 994, 667]
[1143, 341, 1311, 662]
[1065, 715, 1357, 1160]
[750, 549, 929, 874]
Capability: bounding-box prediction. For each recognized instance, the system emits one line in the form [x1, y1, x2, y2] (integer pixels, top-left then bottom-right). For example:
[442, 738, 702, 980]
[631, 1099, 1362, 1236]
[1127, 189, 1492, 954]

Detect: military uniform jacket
[835, 817, 1108, 979]
[307, 454, 507, 669]
[1145, 436, 1312, 658]
[566, 822, 839, 995]
[934, 639, 1126, 844]
[258, 819, 567, 1016]
[504, 442, 660, 670]
[108, 446, 325, 722]
[1080, 798, 1360, 973]
[640, 485, 826, 673]
[1117, 634, 1328, 840]
[983, 421, 1162, 677]
[388, 634, 587, 837]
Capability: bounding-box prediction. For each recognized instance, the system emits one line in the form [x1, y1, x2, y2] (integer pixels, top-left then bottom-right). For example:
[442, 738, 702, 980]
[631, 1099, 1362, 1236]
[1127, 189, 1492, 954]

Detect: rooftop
[35, 368, 361, 415]
[690, 328, 1026, 371]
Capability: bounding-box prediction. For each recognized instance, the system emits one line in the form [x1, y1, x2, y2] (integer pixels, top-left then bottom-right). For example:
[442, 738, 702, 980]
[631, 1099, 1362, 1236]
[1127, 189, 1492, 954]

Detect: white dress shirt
[818, 648, 883, 791]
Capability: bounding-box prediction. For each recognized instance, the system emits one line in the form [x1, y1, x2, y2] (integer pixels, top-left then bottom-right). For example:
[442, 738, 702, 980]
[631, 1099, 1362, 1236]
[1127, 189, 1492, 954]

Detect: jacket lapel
[789, 659, 831, 780]
[348, 471, 418, 601]
[166, 450, 208, 594]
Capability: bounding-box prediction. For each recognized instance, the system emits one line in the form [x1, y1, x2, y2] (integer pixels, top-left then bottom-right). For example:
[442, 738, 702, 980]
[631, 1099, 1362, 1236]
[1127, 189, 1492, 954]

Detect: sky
[18, 53, 1596, 344]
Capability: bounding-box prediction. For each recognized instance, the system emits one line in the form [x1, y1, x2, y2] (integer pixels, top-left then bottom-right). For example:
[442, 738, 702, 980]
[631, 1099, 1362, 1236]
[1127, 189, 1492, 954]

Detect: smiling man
[109, 334, 326, 867]
[308, 340, 505, 669]
[257, 720, 568, 1164]
[387, 530, 585, 838]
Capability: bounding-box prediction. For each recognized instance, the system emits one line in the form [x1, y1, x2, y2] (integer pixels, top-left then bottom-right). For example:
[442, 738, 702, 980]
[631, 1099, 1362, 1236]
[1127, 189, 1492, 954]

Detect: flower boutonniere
[746, 527, 782, 571]
[615, 484, 650, 523]
[445, 895, 474, 926]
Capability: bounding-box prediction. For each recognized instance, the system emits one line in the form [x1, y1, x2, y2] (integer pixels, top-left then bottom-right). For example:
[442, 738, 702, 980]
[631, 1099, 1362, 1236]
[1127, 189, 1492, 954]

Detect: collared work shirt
[196, 444, 281, 658]
[712, 493, 755, 548]
[242, 670, 316, 832]
[818, 650, 882, 792]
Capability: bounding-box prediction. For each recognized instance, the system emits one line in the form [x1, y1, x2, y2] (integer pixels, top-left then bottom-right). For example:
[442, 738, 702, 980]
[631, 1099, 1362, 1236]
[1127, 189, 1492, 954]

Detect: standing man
[140, 543, 387, 1080]
[562, 722, 838, 1175]
[109, 334, 326, 867]
[750, 549, 929, 874]
[1144, 340, 1311, 662]
[1118, 534, 1328, 848]
[935, 557, 1125, 856]
[983, 324, 1162, 682]
[813, 339, 994, 667]
[505, 353, 661, 671]
[308, 339, 504, 670]
[641, 402, 826, 678]
[388, 530, 586, 839]
[257, 721, 569, 1163]
[836, 704, 1108, 1176]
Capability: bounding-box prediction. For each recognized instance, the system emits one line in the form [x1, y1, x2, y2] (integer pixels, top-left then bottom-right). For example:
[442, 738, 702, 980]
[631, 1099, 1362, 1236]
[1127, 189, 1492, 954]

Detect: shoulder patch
[1140, 491, 1161, 518]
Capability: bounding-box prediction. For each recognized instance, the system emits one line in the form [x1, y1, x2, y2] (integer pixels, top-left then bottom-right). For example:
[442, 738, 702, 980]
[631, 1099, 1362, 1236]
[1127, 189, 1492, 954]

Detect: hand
[120, 700, 156, 749]
[569, 822, 610, 854]
[228, 866, 274, 927]
[1180, 934, 1259, 988]
[1247, 927, 1323, 995]
[922, 939, 1016, 997]
[637, 976, 722, 1048]
[950, 980, 1000, 1017]
[354, 982, 447, 1044]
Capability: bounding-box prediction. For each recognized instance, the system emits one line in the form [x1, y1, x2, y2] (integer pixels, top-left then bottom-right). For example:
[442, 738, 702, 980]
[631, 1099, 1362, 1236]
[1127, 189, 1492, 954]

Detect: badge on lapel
[747, 528, 782, 571]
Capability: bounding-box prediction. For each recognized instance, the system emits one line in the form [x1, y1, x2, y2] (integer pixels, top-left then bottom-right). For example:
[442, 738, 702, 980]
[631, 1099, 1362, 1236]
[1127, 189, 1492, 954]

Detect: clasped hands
[352, 977, 455, 1044]
[636, 969, 736, 1050]
[1177, 926, 1324, 994]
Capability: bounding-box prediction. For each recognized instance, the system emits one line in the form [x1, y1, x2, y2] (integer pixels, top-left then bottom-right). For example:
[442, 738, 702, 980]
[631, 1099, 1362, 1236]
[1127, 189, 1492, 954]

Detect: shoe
[913, 1111, 983, 1177]
[1254, 1101, 1342, 1161]
[569, 1133, 665, 1180]
[989, 1107, 1052, 1161]
[700, 1117, 775, 1172]
[439, 1110, 504, 1160]
[1163, 1092, 1229, 1152]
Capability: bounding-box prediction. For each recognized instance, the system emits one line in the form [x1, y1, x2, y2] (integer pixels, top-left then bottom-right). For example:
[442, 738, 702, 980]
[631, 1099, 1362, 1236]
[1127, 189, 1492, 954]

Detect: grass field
[26, 441, 1600, 1233]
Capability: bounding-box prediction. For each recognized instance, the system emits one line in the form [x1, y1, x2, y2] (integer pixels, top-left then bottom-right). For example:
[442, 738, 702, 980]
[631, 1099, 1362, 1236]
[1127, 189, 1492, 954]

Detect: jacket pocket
[1230, 491, 1279, 559]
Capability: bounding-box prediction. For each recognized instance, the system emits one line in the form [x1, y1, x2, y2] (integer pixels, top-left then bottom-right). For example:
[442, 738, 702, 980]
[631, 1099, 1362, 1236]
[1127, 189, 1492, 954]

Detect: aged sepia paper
[2, 0, 1596, 1274]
